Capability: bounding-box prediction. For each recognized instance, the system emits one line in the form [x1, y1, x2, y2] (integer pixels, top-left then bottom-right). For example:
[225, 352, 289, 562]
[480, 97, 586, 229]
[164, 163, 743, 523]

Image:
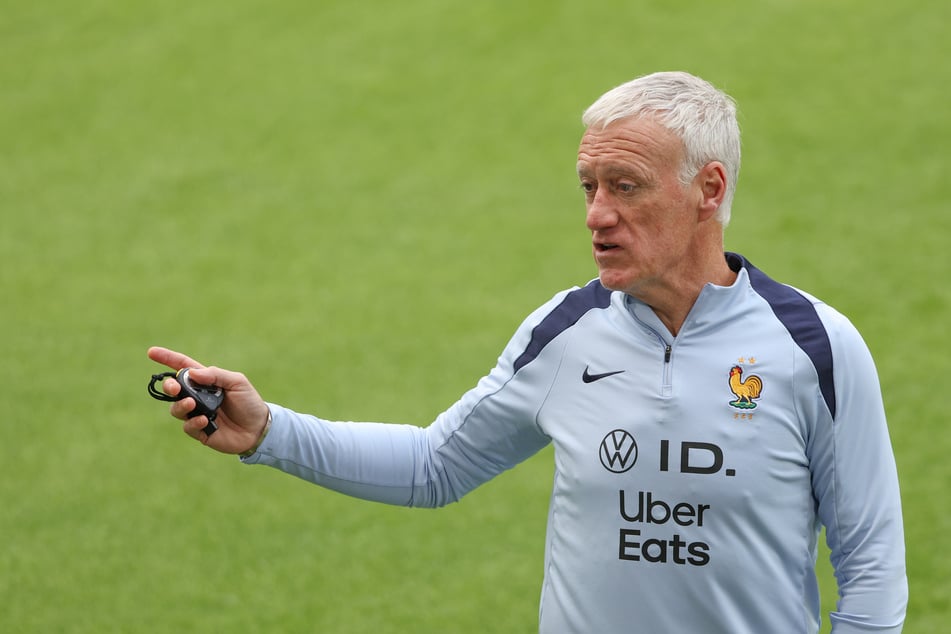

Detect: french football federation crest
[728, 365, 762, 409]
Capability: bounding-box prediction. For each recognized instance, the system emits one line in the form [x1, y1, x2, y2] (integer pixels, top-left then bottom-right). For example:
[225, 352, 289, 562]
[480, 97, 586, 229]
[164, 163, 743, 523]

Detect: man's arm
[240, 295, 567, 507]
[151, 289, 576, 507]
[810, 308, 907, 633]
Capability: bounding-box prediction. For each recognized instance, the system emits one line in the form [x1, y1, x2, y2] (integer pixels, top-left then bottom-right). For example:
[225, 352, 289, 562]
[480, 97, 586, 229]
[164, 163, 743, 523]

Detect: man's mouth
[595, 242, 619, 252]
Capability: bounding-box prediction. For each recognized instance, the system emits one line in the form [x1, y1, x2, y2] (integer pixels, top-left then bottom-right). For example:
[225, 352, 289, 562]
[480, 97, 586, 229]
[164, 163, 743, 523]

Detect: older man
[149, 71, 907, 633]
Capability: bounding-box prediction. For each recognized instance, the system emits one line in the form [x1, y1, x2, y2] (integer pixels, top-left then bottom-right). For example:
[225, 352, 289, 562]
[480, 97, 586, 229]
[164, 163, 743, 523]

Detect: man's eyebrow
[576, 162, 640, 178]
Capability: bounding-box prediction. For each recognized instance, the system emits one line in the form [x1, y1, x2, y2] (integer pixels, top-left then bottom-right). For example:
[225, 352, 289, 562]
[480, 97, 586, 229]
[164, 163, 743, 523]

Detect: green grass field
[2, 1, 948, 631]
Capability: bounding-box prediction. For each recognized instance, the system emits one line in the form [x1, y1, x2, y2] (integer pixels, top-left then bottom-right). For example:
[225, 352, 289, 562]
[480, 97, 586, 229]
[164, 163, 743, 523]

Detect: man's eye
[617, 183, 636, 193]
[580, 182, 595, 194]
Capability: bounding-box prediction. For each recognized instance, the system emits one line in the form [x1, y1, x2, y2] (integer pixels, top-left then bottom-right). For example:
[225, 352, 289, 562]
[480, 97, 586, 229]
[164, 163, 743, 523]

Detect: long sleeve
[239, 291, 573, 507]
[810, 306, 907, 632]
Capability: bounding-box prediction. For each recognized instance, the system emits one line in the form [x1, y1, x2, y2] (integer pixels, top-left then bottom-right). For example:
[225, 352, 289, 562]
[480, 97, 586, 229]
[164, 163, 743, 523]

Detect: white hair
[582, 71, 741, 227]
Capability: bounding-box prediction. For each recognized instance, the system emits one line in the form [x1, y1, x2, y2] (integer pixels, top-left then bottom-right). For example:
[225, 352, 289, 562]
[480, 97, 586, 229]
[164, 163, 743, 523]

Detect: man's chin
[596, 270, 629, 292]
[597, 270, 648, 298]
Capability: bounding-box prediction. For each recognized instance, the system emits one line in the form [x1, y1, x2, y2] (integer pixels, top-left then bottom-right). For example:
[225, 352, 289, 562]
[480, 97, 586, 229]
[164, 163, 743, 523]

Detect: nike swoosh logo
[582, 366, 626, 383]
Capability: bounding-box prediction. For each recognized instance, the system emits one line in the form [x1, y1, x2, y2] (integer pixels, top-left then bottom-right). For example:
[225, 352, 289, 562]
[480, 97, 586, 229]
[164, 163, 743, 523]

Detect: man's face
[577, 117, 699, 297]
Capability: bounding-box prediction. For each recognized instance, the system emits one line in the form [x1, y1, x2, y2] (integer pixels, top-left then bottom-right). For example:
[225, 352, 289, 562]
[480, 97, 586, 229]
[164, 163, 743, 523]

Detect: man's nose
[585, 189, 618, 231]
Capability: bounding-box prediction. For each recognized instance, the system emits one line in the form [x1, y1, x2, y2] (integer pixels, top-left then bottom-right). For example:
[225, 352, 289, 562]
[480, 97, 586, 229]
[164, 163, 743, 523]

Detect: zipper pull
[664, 344, 672, 363]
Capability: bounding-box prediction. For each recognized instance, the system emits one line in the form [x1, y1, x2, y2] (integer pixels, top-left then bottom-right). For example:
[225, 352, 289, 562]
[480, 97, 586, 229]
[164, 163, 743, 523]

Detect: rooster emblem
[728, 365, 763, 410]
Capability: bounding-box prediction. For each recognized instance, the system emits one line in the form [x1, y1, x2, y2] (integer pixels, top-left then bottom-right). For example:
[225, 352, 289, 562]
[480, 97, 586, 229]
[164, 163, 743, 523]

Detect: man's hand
[147, 346, 270, 455]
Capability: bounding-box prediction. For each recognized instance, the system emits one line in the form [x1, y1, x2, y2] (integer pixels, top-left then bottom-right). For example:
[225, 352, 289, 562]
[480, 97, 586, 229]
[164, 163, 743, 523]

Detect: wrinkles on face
[577, 121, 682, 186]
[575, 117, 733, 336]
[575, 118, 695, 300]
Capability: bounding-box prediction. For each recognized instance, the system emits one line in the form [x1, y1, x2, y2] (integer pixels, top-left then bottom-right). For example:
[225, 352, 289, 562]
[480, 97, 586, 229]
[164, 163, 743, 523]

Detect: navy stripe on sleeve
[732, 253, 837, 418]
[513, 280, 613, 373]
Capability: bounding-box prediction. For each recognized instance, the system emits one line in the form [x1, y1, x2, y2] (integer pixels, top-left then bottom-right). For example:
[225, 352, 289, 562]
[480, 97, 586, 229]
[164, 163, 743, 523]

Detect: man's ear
[696, 161, 727, 222]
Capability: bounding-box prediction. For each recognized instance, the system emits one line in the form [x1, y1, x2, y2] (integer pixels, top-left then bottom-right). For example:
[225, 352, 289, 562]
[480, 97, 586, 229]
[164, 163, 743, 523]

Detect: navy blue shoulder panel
[513, 279, 613, 373]
[730, 252, 836, 418]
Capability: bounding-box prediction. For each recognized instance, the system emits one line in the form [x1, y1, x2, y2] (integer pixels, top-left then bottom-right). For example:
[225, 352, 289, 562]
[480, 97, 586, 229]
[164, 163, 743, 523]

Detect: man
[149, 71, 907, 633]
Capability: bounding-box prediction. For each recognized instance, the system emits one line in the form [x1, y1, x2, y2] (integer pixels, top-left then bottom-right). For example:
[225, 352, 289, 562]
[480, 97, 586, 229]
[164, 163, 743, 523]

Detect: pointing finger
[147, 346, 205, 372]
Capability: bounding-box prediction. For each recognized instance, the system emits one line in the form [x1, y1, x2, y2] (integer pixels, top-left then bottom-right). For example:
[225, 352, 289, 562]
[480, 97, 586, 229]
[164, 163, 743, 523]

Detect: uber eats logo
[598, 430, 735, 567]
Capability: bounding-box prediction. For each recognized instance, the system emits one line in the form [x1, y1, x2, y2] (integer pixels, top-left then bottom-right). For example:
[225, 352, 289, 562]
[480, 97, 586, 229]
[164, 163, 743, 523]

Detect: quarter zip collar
[624, 253, 751, 341]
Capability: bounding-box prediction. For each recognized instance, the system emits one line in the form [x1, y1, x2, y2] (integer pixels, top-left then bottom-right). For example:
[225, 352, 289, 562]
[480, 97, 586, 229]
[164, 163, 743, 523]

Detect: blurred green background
[2, 0, 947, 631]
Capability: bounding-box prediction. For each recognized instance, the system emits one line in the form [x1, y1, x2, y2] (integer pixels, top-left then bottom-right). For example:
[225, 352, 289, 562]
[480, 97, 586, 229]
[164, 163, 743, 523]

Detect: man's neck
[631, 251, 737, 337]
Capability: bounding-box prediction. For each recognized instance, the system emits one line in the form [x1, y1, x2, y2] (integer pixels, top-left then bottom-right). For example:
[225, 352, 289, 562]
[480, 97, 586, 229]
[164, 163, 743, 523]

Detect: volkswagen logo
[600, 429, 638, 473]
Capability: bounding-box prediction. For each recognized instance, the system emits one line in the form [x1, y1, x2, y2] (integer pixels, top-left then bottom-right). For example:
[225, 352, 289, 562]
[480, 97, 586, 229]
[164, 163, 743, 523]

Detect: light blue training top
[243, 253, 907, 634]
